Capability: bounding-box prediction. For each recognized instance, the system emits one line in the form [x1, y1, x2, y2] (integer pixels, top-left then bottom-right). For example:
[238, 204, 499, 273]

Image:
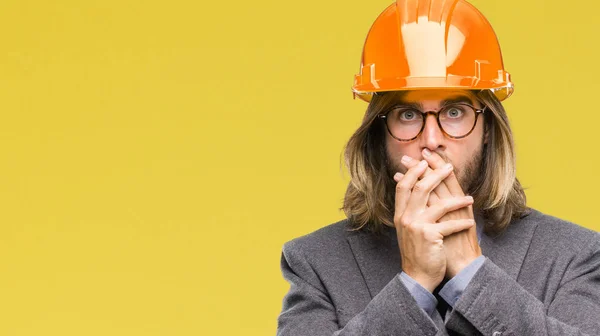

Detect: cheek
[385, 135, 422, 162]
[467, 122, 486, 153]
[445, 128, 485, 166]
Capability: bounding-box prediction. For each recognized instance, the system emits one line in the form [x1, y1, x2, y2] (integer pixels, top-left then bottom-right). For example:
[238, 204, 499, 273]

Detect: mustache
[385, 150, 465, 181]
[430, 150, 450, 164]
[385, 152, 455, 176]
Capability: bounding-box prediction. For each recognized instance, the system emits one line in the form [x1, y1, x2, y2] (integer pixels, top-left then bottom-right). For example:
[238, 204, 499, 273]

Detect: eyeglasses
[378, 103, 486, 141]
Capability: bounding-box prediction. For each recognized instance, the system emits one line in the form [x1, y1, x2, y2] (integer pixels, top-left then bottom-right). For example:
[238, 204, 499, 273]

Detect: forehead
[400, 89, 476, 104]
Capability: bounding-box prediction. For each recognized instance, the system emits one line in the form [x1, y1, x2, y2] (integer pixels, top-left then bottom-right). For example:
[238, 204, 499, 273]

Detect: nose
[418, 114, 445, 151]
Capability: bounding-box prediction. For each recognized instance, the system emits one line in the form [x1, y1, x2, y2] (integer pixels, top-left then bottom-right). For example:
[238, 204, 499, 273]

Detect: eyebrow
[441, 96, 474, 106]
[395, 95, 475, 109]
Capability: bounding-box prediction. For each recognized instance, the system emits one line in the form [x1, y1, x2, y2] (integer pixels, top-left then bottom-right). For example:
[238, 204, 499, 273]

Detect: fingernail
[401, 155, 412, 164]
[444, 163, 453, 170]
[466, 196, 474, 202]
[419, 160, 428, 168]
[394, 172, 402, 181]
[422, 148, 431, 157]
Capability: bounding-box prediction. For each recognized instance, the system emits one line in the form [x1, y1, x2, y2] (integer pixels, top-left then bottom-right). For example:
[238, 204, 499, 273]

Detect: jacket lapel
[345, 225, 401, 299]
[478, 210, 538, 280]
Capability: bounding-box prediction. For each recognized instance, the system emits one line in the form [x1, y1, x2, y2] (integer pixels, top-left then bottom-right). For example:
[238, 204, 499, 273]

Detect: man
[276, 0, 600, 335]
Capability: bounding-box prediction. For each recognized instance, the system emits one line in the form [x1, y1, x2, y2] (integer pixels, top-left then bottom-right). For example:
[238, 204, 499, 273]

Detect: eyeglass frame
[377, 103, 487, 142]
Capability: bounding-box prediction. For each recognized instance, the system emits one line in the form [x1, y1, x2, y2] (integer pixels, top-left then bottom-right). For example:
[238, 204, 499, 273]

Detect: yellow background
[0, 0, 597, 334]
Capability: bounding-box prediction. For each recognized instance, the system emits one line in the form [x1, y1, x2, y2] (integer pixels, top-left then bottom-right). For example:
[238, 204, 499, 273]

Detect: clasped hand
[393, 149, 482, 293]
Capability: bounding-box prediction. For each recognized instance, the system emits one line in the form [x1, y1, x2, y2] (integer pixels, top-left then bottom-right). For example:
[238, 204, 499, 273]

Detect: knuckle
[399, 215, 416, 230]
[412, 182, 422, 193]
[413, 181, 429, 193]
[398, 180, 413, 192]
[393, 213, 403, 225]
[400, 216, 412, 229]
[396, 182, 406, 192]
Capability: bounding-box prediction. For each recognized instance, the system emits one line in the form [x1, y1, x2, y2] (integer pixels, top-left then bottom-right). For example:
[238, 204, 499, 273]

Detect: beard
[386, 146, 484, 197]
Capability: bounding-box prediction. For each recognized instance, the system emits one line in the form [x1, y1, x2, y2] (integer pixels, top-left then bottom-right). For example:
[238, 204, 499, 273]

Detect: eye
[399, 110, 419, 121]
[444, 106, 464, 119]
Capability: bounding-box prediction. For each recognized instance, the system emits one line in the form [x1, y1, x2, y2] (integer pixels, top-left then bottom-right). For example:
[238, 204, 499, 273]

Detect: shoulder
[282, 219, 354, 259]
[279, 219, 365, 288]
[281, 219, 396, 273]
[520, 208, 599, 252]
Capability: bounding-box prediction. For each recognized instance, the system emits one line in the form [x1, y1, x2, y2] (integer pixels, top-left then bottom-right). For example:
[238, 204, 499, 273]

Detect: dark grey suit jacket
[276, 209, 600, 335]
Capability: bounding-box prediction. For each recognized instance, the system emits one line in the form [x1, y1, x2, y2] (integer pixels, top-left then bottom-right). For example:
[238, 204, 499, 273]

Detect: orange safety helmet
[352, 0, 513, 102]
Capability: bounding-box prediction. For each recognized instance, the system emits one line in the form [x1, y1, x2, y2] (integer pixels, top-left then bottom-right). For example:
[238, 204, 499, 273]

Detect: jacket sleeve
[445, 235, 600, 336]
[276, 241, 449, 336]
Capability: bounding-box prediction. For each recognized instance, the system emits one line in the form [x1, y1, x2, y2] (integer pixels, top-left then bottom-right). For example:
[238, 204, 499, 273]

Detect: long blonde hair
[342, 90, 528, 235]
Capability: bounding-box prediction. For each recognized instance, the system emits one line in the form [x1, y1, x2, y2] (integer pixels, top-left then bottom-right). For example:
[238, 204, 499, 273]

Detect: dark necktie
[433, 279, 450, 319]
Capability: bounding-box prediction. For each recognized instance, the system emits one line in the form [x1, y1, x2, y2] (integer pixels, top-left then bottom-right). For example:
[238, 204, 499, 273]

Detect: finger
[427, 190, 441, 207]
[421, 196, 474, 222]
[402, 154, 452, 199]
[432, 173, 452, 199]
[421, 149, 463, 196]
[405, 162, 454, 212]
[394, 160, 428, 220]
[395, 171, 443, 204]
[401, 155, 434, 178]
[435, 218, 476, 237]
